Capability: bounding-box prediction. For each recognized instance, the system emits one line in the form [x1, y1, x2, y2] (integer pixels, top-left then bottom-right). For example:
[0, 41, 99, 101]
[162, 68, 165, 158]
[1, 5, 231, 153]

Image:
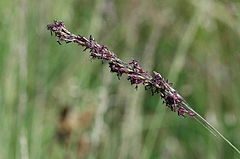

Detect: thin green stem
[183, 102, 240, 155]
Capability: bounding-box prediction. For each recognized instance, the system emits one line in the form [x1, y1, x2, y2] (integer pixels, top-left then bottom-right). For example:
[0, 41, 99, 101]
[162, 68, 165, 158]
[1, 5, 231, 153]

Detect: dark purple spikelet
[47, 20, 196, 117]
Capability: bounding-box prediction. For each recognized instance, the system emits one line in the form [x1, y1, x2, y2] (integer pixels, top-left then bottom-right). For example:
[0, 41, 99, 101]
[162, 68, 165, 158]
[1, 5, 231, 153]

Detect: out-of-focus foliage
[0, 0, 240, 158]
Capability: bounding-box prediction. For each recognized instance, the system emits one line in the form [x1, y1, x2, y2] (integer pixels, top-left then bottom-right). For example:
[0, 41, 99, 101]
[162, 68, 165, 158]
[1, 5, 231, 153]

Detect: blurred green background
[1, 0, 240, 158]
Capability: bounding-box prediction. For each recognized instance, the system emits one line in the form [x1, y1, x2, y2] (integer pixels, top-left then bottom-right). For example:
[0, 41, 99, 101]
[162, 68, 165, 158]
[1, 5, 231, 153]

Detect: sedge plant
[47, 20, 240, 155]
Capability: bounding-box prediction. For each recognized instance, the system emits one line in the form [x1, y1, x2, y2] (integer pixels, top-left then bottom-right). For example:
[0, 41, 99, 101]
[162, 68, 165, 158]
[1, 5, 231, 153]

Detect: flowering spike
[46, 20, 196, 117]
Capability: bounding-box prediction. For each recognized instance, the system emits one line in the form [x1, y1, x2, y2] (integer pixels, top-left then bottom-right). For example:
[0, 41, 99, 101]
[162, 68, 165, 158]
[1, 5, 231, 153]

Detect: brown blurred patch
[56, 105, 97, 158]
[77, 133, 91, 159]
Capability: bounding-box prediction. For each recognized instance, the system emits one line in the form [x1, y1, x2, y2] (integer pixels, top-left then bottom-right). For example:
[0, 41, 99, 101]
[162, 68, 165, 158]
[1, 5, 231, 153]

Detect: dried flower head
[47, 20, 196, 117]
